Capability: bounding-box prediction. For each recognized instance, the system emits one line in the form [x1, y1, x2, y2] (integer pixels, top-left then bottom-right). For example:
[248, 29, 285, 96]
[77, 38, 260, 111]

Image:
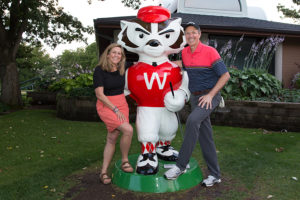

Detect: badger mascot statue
[117, 6, 190, 175]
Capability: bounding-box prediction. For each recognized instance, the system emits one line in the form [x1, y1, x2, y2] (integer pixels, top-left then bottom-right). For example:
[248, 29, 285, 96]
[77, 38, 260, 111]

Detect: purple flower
[238, 34, 244, 42]
[214, 40, 218, 49]
[259, 39, 264, 45]
[269, 37, 274, 45]
[251, 43, 259, 53]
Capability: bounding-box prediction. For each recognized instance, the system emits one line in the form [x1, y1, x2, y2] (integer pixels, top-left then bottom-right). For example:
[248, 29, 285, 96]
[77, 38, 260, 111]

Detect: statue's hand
[124, 88, 131, 96]
[164, 90, 186, 112]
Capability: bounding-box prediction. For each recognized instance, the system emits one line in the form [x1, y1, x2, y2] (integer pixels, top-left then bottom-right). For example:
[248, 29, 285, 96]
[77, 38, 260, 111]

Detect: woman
[93, 43, 134, 185]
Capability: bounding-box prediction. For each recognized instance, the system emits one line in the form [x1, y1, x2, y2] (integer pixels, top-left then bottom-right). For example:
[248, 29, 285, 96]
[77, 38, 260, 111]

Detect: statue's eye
[139, 34, 144, 39]
[165, 34, 170, 39]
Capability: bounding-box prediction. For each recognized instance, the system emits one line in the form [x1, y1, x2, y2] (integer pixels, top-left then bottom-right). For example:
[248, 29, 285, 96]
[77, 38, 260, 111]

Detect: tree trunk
[0, 61, 22, 107]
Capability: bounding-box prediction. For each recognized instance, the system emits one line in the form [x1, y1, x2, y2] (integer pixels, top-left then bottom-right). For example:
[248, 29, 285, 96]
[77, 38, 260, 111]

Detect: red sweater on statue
[127, 62, 182, 107]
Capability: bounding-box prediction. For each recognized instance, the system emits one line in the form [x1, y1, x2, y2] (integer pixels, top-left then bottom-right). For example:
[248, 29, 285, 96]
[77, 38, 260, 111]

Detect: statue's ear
[168, 17, 182, 26]
[174, 17, 182, 25]
[120, 20, 129, 29]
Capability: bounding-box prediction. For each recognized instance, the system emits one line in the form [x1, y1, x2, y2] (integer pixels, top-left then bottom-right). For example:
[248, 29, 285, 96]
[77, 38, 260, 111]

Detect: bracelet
[112, 106, 119, 113]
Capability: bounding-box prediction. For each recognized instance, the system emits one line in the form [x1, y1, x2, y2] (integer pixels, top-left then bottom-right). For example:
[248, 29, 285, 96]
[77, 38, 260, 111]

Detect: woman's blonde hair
[98, 43, 126, 75]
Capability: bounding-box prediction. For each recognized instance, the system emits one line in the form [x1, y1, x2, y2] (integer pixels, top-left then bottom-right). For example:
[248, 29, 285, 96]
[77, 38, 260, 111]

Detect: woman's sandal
[99, 173, 111, 185]
[121, 161, 134, 173]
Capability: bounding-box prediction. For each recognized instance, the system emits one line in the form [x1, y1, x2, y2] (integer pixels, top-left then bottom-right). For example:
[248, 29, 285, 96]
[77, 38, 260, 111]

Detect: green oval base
[112, 154, 203, 193]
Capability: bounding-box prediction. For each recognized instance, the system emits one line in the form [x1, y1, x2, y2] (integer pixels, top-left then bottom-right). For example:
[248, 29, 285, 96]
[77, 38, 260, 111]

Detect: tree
[120, 0, 142, 9]
[56, 42, 98, 78]
[17, 43, 54, 83]
[88, 0, 142, 9]
[0, 0, 93, 106]
[277, 0, 300, 23]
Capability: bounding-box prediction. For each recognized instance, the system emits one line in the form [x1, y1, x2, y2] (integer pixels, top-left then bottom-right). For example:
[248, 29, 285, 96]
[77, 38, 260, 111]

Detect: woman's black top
[93, 66, 125, 96]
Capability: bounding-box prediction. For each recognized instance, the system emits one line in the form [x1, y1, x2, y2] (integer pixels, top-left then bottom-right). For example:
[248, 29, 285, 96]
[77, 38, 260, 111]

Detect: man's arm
[172, 60, 182, 68]
[209, 72, 230, 97]
[198, 72, 230, 109]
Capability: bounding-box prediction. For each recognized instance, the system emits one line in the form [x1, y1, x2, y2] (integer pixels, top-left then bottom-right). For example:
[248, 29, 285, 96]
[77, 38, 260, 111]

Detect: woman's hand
[115, 110, 126, 122]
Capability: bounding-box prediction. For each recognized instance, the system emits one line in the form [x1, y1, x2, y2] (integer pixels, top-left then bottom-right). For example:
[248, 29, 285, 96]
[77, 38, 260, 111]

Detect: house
[93, 0, 300, 87]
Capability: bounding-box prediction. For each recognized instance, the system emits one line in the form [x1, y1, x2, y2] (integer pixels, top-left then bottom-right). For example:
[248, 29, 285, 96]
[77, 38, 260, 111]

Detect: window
[209, 35, 275, 75]
[184, 0, 241, 12]
[178, 0, 247, 17]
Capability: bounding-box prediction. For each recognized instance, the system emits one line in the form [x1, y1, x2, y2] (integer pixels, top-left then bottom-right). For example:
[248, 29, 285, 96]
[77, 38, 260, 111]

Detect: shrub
[34, 78, 56, 92]
[291, 72, 300, 89]
[49, 73, 94, 97]
[222, 67, 282, 101]
[68, 87, 95, 97]
[48, 78, 70, 93]
[278, 89, 300, 102]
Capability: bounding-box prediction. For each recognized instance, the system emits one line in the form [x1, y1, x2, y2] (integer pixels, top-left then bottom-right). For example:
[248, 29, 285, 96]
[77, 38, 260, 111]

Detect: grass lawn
[0, 109, 299, 200]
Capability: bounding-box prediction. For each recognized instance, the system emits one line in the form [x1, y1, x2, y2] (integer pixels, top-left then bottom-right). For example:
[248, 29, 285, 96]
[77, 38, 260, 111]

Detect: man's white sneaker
[164, 165, 186, 180]
[202, 175, 221, 187]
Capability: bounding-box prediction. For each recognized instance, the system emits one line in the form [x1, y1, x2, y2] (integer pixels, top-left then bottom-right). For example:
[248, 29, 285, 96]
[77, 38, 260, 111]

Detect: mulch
[62, 170, 247, 200]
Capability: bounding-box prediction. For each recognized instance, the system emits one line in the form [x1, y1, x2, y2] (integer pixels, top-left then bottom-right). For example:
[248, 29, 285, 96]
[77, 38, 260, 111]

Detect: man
[164, 22, 230, 187]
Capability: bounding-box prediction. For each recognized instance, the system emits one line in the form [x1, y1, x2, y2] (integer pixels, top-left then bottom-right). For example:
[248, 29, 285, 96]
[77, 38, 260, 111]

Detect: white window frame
[177, 0, 248, 17]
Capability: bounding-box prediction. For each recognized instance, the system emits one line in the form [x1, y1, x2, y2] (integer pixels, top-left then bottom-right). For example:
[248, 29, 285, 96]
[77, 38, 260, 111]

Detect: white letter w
[144, 72, 167, 90]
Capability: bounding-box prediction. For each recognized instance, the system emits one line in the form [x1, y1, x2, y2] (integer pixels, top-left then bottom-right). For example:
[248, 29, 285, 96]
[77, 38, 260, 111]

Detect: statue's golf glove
[164, 90, 186, 112]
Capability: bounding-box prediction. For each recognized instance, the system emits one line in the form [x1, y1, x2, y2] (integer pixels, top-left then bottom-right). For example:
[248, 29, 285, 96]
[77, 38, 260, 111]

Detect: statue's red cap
[137, 6, 171, 23]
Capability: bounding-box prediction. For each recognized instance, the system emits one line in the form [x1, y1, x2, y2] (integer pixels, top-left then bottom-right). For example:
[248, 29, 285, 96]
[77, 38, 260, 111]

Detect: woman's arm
[95, 87, 116, 110]
[95, 87, 126, 122]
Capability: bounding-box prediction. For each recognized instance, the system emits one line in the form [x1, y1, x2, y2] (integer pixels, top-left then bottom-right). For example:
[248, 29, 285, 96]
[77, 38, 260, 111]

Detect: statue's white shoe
[156, 145, 179, 161]
[136, 153, 159, 175]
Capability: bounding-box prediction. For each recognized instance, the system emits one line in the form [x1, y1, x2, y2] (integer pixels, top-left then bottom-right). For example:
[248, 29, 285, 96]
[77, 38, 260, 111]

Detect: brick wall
[211, 100, 300, 132]
[56, 96, 300, 132]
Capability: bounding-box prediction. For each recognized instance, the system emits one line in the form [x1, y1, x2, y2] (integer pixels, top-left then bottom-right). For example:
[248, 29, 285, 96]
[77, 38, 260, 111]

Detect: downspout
[275, 43, 283, 82]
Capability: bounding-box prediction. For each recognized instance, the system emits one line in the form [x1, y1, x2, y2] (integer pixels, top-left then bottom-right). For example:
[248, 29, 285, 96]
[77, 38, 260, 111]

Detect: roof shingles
[94, 13, 300, 35]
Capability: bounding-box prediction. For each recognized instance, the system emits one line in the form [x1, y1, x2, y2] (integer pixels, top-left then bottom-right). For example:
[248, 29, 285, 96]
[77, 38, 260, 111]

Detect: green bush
[278, 89, 300, 102]
[222, 67, 282, 101]
[34, 78, 56, 91]
[68, 87, 95, 97]
[291, 72, 300, 89]
[49, 73, 94, 96]
[48, 78, 73, 93]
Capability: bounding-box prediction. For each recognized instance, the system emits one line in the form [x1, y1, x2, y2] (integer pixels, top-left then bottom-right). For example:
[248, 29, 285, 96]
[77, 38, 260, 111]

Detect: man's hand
[198, 72, 230, 109]
[198, 93, 213, 109]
